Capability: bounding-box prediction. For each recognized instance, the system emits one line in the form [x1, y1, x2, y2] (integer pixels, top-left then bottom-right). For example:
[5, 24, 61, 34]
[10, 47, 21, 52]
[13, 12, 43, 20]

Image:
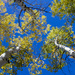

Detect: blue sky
[2, 0, 75, 75]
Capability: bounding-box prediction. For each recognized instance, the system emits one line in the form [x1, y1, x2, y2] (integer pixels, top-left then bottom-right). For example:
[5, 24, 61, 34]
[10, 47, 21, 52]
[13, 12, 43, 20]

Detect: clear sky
[2, 0, 75, 75]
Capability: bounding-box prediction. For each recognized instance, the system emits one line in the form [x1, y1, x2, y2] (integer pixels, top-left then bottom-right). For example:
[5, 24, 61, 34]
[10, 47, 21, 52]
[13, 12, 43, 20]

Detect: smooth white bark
[55, 37, 74, 55]
[0, 44, 21, 68]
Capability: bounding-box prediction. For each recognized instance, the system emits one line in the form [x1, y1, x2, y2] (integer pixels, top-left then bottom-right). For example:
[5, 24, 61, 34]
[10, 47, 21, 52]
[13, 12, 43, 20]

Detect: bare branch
[23, 0, 34, 6]
[18, 9, 25, 32]
[28, 7, 51, 13]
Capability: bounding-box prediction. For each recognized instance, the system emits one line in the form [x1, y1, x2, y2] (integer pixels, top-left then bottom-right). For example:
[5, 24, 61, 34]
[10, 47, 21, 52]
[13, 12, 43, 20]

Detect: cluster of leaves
[21, 10, 47, 42]
[0, 0, 18, 55]
[0, 0, 6, 13]
[28, 57, 45, 75]
[0, 13, 17, 41]
[42, 26, 74, 72]
[50, 0, 75, 25]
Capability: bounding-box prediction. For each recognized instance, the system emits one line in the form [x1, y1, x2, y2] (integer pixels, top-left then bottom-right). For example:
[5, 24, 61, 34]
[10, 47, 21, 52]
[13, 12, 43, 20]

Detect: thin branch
[18, 9, 25, 32]
[23, 0, 34, 6]
[28, 6, 51, 13]
[43, 3, 51, 10]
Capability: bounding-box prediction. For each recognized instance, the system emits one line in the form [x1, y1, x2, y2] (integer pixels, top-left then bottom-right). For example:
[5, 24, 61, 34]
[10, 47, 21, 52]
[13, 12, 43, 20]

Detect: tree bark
[55, 37, 75, 57]
[0, 44, 21, 68]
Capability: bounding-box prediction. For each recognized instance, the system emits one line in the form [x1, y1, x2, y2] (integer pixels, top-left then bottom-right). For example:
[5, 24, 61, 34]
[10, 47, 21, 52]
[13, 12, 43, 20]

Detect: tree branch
[23, 0, 34, 6]
[54, 37, 75, 57]
[28, 7, 51, 13]
[0, 44, 21, 68]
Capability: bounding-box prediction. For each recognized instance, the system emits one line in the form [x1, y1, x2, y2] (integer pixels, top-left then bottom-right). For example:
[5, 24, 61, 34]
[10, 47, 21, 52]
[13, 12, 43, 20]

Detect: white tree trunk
[54, 37, 75, 57]
[0, 44, 21, 68]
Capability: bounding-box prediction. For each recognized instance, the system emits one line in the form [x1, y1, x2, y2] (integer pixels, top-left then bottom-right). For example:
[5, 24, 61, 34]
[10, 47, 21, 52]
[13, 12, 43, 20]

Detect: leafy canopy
[0, 0, 75, 75]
